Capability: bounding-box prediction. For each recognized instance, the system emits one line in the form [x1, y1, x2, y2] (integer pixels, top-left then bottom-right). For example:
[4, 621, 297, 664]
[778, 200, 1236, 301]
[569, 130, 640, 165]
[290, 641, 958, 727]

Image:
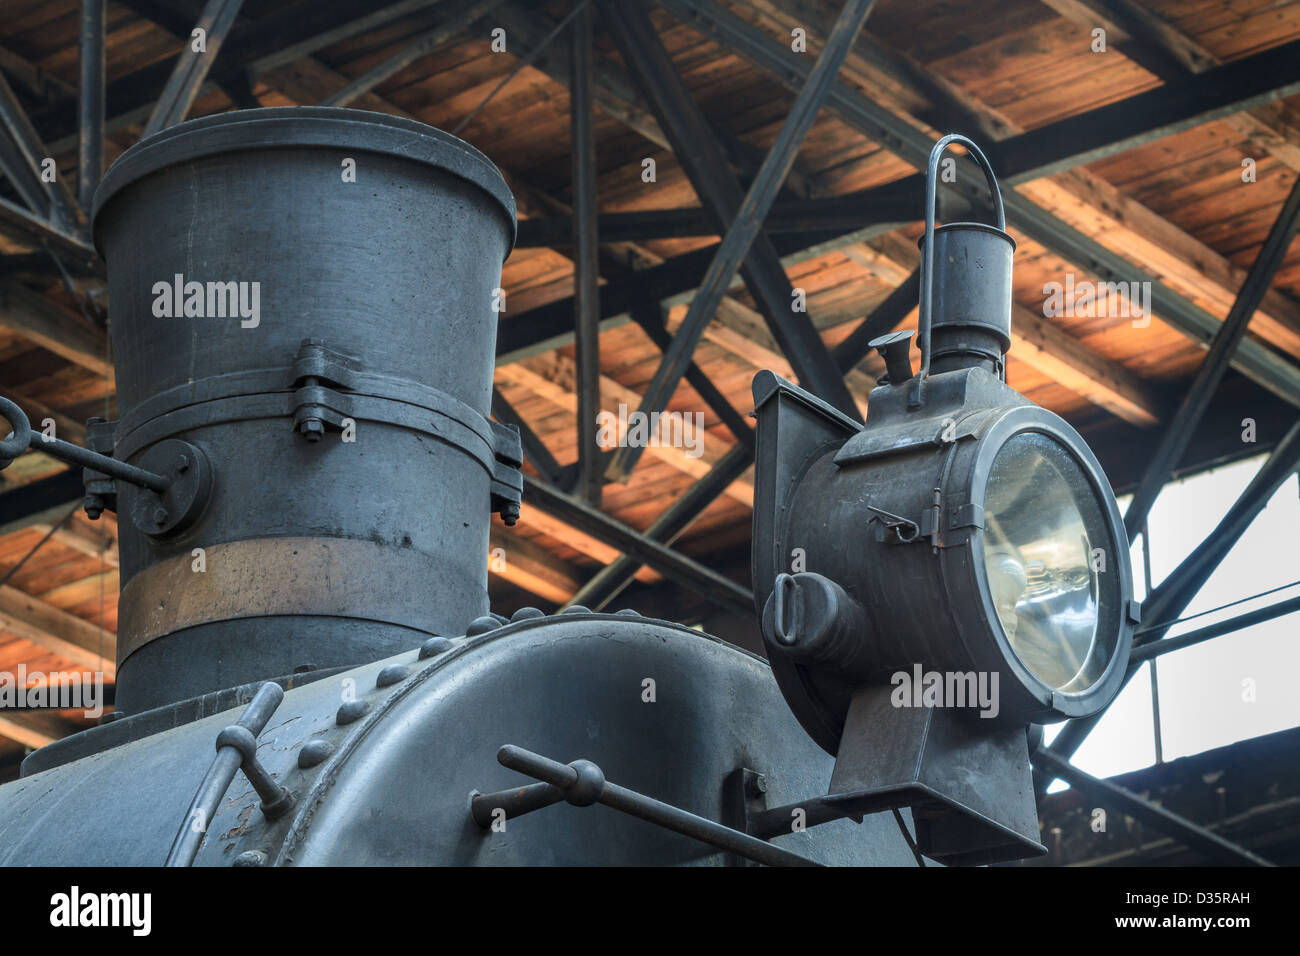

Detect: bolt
[300, 418, 324, 442]
[746, 774, 768, 798]
[376, 663, 411, 688]
[418, 636, 455, 660]
[174, 453, 189, 473]
[298, 739, 334, 769]
[336, 699, 369, 726]
[153, 506, 168, 525]
[84, 494, 103, 520]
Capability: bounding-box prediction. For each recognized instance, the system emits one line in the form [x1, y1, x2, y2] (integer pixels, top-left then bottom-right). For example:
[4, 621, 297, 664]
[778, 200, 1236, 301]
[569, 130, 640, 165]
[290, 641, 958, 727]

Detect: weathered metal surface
[0, 614, 915, 866]
[90, 107, 519, 713]
[116, 537, 456, 662]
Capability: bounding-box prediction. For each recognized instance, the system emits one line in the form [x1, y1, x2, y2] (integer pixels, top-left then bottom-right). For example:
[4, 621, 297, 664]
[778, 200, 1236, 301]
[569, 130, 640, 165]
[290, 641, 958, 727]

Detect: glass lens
[983, 433, 1110, 691]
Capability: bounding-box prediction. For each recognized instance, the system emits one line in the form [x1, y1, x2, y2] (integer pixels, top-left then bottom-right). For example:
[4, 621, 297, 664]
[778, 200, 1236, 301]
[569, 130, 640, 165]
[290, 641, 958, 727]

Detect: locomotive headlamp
[750, 135, 1137, 865]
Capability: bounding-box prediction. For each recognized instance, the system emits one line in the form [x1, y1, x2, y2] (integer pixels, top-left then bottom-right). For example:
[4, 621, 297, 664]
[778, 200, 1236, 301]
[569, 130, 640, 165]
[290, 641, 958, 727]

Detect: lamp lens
[983, 433, 1112, 691]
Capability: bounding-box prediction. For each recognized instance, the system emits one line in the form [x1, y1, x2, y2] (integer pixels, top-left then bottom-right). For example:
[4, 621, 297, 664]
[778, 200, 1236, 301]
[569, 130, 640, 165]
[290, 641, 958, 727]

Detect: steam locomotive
[0, 111, 1135, 866]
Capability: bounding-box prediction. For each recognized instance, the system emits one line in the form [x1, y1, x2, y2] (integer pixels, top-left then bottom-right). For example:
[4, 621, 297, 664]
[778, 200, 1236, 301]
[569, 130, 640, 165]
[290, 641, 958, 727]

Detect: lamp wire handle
[910, 135, 1006, 408]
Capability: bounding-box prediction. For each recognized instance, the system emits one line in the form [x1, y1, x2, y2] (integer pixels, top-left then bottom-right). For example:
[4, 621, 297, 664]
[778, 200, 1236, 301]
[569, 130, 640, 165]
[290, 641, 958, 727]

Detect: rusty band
[117, 537, 453, 664]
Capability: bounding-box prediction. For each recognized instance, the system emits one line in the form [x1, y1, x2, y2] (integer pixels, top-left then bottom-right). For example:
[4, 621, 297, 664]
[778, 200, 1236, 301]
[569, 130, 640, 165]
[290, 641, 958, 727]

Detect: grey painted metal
[751, 369, 1135, 746]
[1032, 749, 1274, 866]
[912, 135, 1013, 407]
[492, 387, 564, 486]
[604, 0, 873, 481]
[0, 396, 167, 491]
[571, 2, 602, 506]
[1128, 594, 1300, 664]
[522, 473, 753, 615]
[1124, 172, 1300, 540]
[77, 0, 105, 214]
[486, 744, 820, 866]
[566, 443, 754, 611]
[0, 614, 912, 866]
[90, 108, 518, 713]
[140, 0, 246, 138]
[665, 0, 1300, 407]
[164, 681, 286, 866]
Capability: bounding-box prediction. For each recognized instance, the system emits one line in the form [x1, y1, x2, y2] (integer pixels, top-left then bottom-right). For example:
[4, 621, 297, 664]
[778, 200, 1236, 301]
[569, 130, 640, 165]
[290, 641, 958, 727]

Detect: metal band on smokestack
[92, 108, 519, 713]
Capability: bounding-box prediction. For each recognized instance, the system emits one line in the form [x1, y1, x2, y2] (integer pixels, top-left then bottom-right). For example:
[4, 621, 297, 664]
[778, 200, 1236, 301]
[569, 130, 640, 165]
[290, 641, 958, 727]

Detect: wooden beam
[1010, 305, 1162, 426]
[0, 281, 110, 377]
[496, 1, 669, 149]
[1039, 0, 1300, 172]
[496, 355, 755, 506]
[749, 0, 1300, 359]
[873, 235, 1164, 425]
[0, 584, 115, 677]
[508, 507, 660, 584]
[0, 714, 58, 749]
[0, 386, 87, 445]
[489, 526, 580, 604]
[30, 514, 118, 568]
[140, 0, 248, 138]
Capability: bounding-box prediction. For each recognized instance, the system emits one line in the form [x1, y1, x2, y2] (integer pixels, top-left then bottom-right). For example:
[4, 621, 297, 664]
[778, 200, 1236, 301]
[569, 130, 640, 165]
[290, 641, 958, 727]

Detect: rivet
[561, 605, 591, 615]
[466, 615, 501, 636]
[615, 608, 640, 617]
[419, 636, 455, 659]
[233, 850, 266, 867]
[376, 663, 411, 687]
[298, 738, 334, 768]
[510, 607, 545, 622]
[153, 507, 168, 524]
[336, 699, 369, 725]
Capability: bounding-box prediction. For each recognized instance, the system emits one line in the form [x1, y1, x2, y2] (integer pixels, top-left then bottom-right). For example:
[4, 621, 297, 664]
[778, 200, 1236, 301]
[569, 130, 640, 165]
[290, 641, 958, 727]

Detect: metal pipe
[33, 434, 170, 493]
[911, 133, 1005, 408]
[1, 395, 169, 493]
[571, 0, 601, 506]
[496, 745, 819, 867]
[470, 781, 564, 827]
[77, 0, 105, 213]
[1130, 594, 1300, 664]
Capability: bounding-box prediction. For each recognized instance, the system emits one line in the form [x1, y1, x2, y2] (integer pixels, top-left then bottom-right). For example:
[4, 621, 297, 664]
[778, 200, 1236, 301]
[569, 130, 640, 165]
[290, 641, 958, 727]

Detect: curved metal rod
[910, 134, 1005, 409]
[0, 395, 169, 492]
[481, 744, 821, 867]
[165, 682, 290, 867]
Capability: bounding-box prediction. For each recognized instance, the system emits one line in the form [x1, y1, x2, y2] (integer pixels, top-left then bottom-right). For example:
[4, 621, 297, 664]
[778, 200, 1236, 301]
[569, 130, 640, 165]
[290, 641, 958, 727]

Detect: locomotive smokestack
[91, 108, 520, 714]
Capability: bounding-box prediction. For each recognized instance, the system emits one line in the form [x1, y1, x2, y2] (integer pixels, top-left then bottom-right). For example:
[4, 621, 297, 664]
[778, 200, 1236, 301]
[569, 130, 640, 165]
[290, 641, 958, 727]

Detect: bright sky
[1044, 453, 1300, 790]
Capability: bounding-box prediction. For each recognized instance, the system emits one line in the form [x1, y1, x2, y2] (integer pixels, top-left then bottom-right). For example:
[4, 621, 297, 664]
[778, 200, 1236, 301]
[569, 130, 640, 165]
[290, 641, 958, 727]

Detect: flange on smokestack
[750, 135, 1138, 865]
[80, 108, 523, 714]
